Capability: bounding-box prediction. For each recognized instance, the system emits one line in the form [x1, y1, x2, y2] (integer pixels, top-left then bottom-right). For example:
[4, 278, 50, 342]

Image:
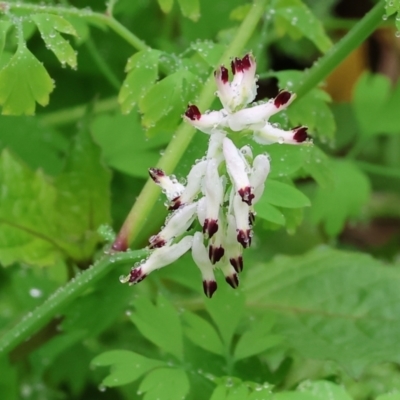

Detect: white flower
[121, 53, 309, 297]
[120, 236, 193, 285]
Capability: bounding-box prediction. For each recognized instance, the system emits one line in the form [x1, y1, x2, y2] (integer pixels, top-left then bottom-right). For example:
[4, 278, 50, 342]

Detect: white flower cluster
[120, 54, 309, 297]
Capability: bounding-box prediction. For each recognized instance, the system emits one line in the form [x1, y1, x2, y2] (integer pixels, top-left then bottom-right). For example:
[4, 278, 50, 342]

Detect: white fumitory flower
[120, 53, 310, 297]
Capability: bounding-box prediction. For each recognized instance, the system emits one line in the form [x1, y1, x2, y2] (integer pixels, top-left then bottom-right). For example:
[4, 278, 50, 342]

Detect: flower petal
[192, 232, 217, 298]
[225, 214, 243, 272]
[232, 192, 252, 248]
[148, 168, 185, 202]
[121, 236, 193, 285]
[184, 104, 227, 134]
[223, 137, 254, 205]
[149, 202, 197, 249]
[253, 123, 309, 145]
[250, 154, 270, 204]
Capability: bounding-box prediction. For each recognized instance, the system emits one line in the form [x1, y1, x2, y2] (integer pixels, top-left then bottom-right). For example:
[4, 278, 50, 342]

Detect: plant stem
[112, 0, 268, 250]
[0, 2, 148, 51]
[293, 0, 385, 99]
[0, 250, 147, 355]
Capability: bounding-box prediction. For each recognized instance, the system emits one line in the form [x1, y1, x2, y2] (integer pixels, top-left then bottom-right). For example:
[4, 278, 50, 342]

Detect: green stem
[0, 249, 147, 355]
[355, 161, 400, 179]
[293, 0, 385, 99]
[0, 1, 148, 51]
[112, 0, 267, 250]
[40, 97, 118, 126]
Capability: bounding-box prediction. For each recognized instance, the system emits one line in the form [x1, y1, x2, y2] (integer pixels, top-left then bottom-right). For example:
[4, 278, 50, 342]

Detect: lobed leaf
[263, 180, 311, 209]
[91, 350, 165, 387]
[0, 21, 11, 59]
[138, 367, 190, 400]
[130, 294, 184, 361]
[385, 0, 400, 30]
[31, 13, 77, 68]
[119, 49, 162, 114]
[204, 285, 245, 346]
[158, 0, 174, 13]
[273, 0, 332, 53]
[0, 43, 54, 115]
[210, 378, 273, 400]
[234, 314, 282, 361]
[182, 311, 224, 355]
[310, 160, 370, 237]
[245, 248, 400, 376]
[297, 380, 352, 400]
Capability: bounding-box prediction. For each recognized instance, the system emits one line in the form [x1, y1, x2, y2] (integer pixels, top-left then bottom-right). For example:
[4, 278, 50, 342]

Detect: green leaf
[0, 21, 11, 58]
[182, 311, 224, 355]
[310, 160, 370, 237]
[385, 0, 400, 30]
[301, 146, 333, 188]
[53, 124, 111, 261]
[92, 350, 165, 387]
[234, 314, 282, 361]
[274, 393, 318, 400]
[177, 0, 200, 21]
[353, 72, 400, 136]
[191, 40, 226, 67]
[245, 248, 400, 376]
[297, 380, 352, 400]
[273, 0, 332, 52]
[139, 69, 199, 130]
[0, 125, 110, 267]
[138, 368, 190, 400]
[377, 393, 400, 400]
[119, 49, 162, 114]
[267, 144, 306, 179]
[0, 43, 54, 115]
[210, 378, 273, 400]
[91, 111, 172, 178]
[254, 202, 285, 225]
[31, 13, 77, 68]
[130, 294, 184, 361]
[158, 0, 174, 13]
[205, 285, 245, 346]
[264, 180, 311, 209]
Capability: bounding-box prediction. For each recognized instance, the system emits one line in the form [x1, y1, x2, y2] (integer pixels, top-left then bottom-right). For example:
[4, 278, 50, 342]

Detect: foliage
[0, 0, 400, 400]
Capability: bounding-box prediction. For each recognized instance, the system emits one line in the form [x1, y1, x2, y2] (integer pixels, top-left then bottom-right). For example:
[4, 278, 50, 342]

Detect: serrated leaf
[0, 125, 110, 267]
[177, 0, 200, 21]
[264, 180, 311, 209]
[311, 160, 370, 237]
[32, 13, 77, 68]
[273, 0, 332, 53]
[130, 294, 183, 361]
[92, 350, 165, 387]
[254, 202, 285, 225]
[158, 0, 174, 13]
[245, 248, 400, 376]
[297, 380, 352, 400]
[205, 285, 245, 346]
[182, 311, 224, 355]
[138, 368, 190, 400]
[0, 43, 54, 115]
[234, 314, 282, 361]
[0, 21, 11, 59]
[119, 49, 162, 114]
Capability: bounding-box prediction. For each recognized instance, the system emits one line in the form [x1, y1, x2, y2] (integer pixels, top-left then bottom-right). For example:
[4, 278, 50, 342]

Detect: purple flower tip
[148, 168, 165, 183]
[238, 186, 254, 206]
[230, 256, 243, 273]
[203, 280, 217, 298]
[185, 104, 201, 120]
[129, 268, 147, 284]
[231, 54, 252, 75]
[209, 245, 225, 264]
[274, 90, 292, 108]
[168, 198, 182, 211]
[225, 274, 239, 289]
[203, 219, 219, 239]
[215, 66, 229, 84]
[293, 126, 308, 143]
[237, 229, 252, 248]
[149, 235, 166, 249]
